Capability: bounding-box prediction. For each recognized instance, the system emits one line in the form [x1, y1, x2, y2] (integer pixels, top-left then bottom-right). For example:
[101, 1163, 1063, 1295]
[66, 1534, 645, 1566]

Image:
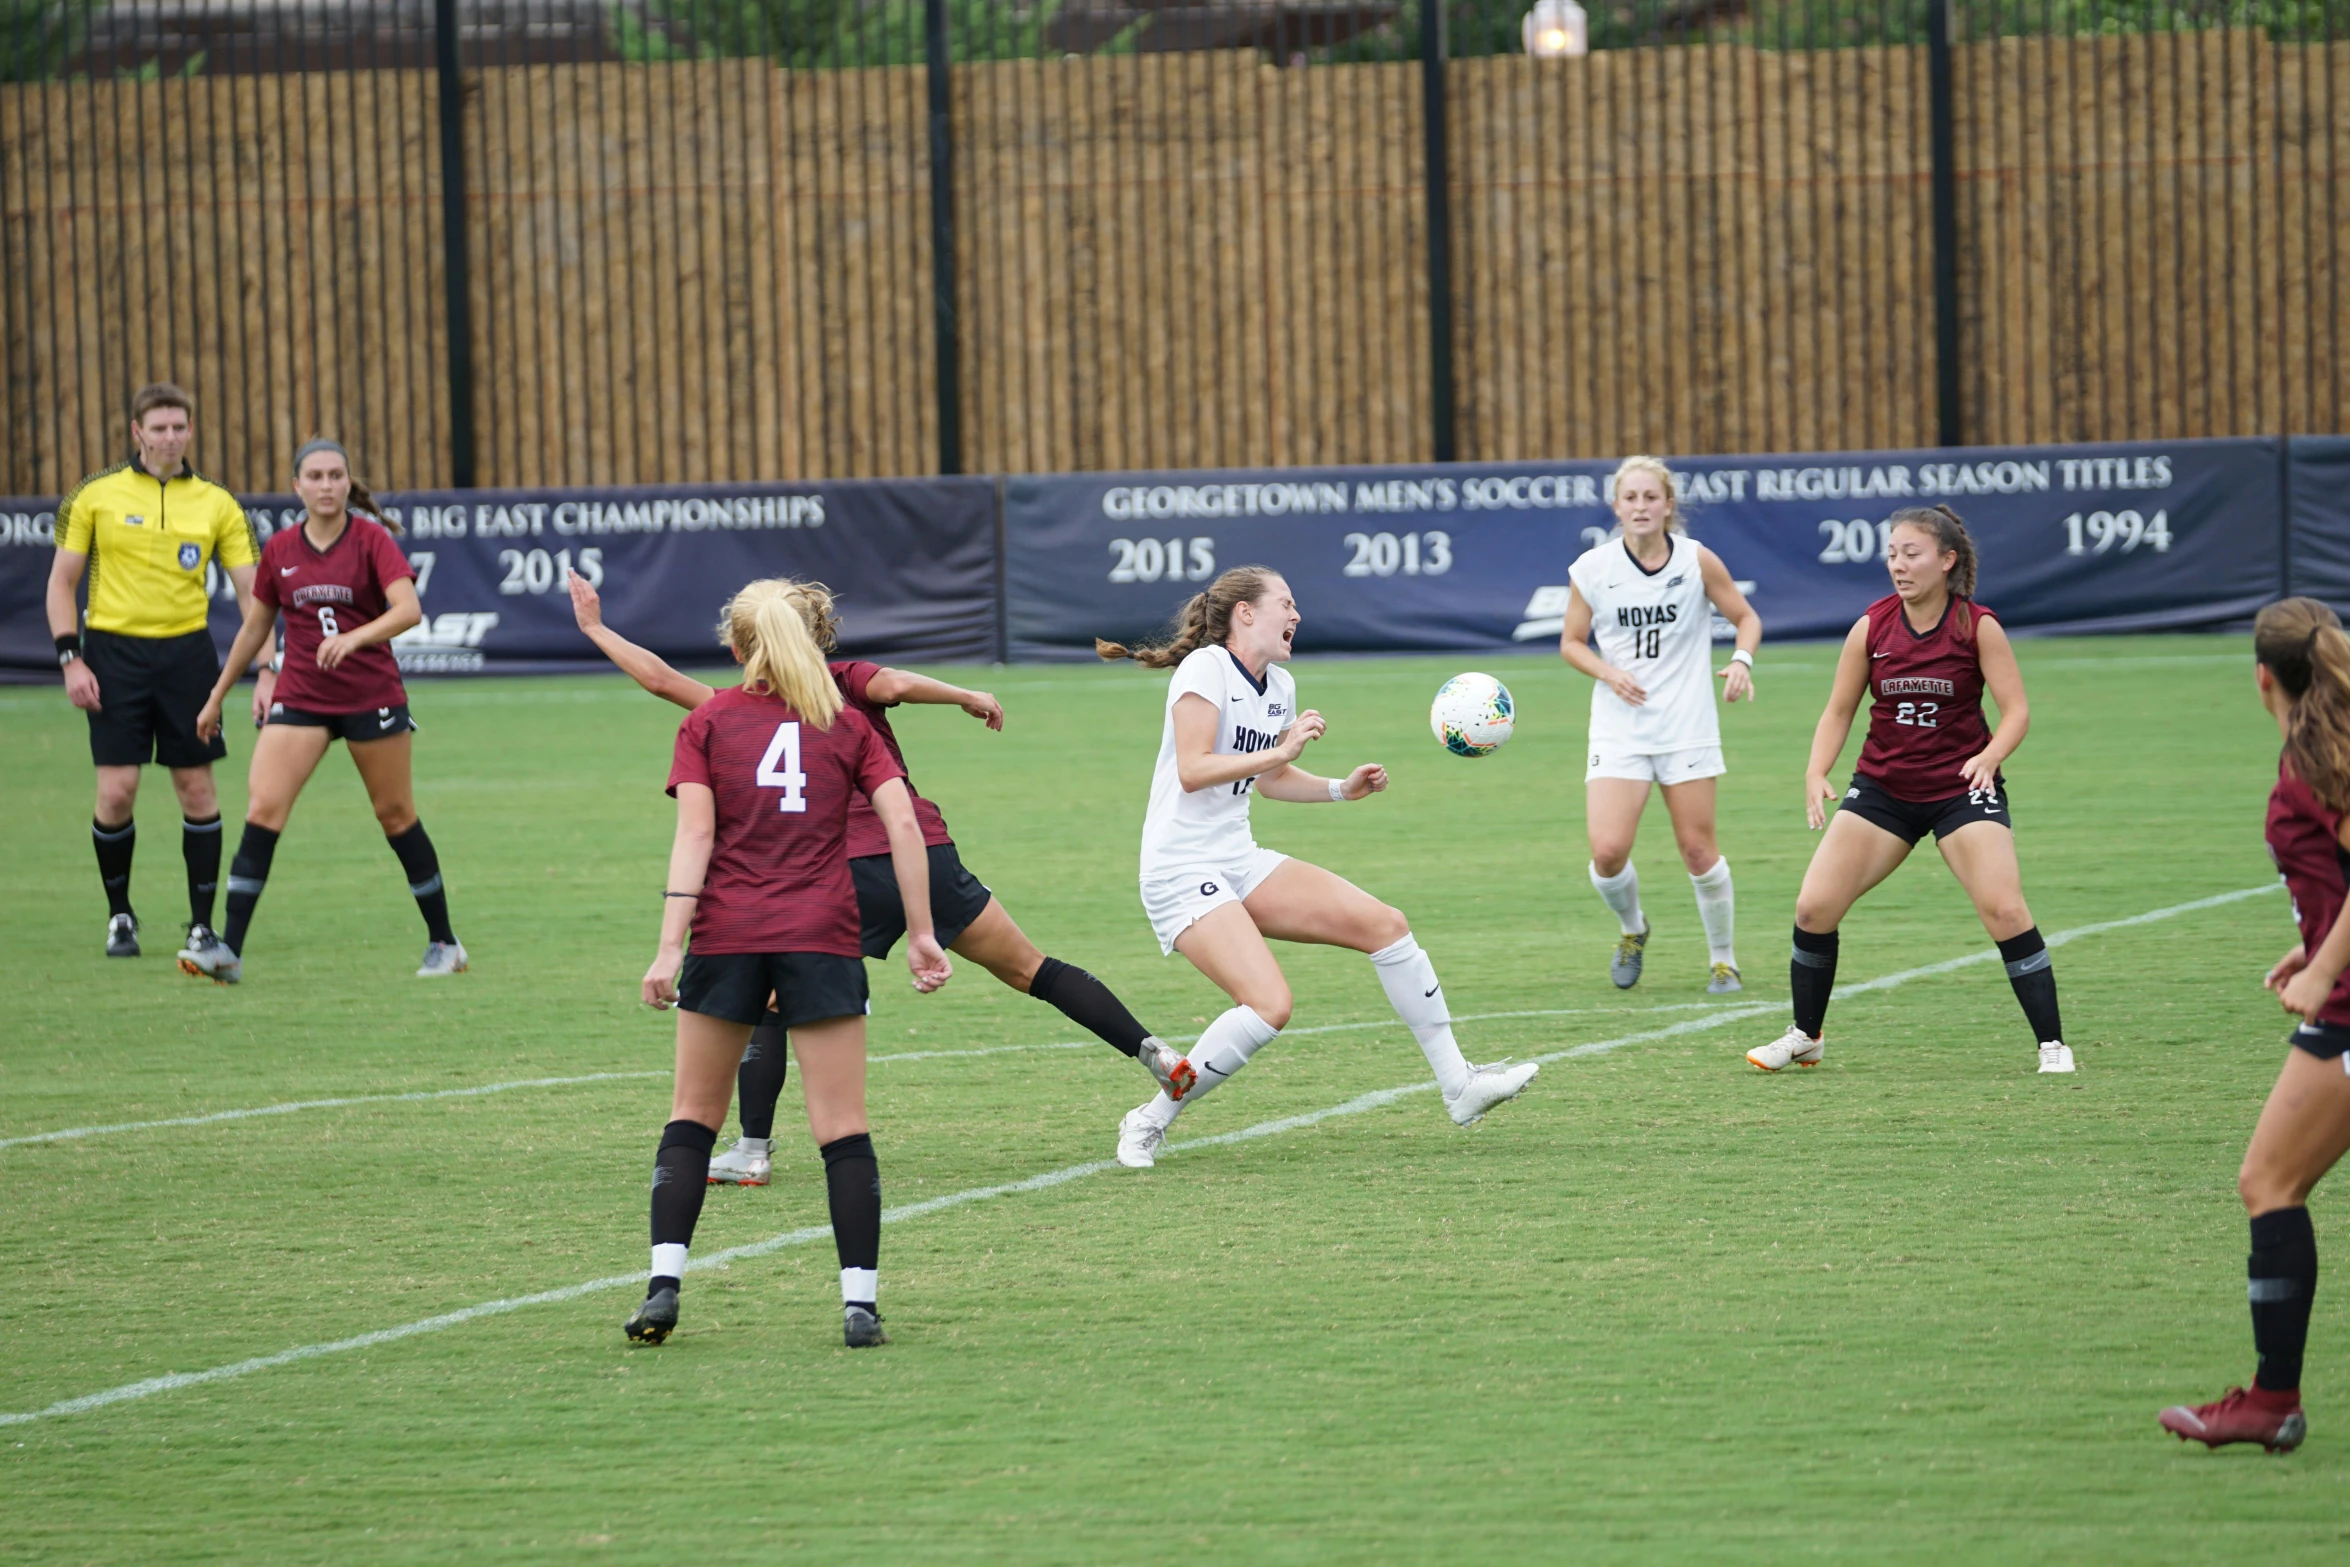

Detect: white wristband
[1328, 777, 1348, 802]
[1730, 648, 1754, 669]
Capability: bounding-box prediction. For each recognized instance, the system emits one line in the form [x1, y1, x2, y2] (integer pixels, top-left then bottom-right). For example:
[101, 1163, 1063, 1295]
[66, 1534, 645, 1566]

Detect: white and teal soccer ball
[1430, 673, 1515, 757]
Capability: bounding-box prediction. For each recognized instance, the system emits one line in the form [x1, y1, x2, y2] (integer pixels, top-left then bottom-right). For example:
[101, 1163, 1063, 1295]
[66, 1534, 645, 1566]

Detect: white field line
[0, 882, 2275, 1428]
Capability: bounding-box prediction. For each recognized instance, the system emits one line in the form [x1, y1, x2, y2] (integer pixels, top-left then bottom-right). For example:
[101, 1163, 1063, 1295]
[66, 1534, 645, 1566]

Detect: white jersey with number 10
[1138, 646, 1299, 878]
[1567, 532, 1720, 754]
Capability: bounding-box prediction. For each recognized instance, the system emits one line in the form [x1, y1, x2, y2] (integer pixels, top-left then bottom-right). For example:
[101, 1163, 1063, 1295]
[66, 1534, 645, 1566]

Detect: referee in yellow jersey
[45, 384, 265, 962]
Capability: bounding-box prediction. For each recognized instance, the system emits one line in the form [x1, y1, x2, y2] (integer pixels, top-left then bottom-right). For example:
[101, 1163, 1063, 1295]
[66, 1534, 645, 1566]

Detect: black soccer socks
[737, 1012, 789, 1140]
[222, 823, 280, 955]
[2250, 1205, 2319, 1394]
[649, 1119, 719, 1293]
[1997, 927, 2064, 1044]
[1789, 925, 1839, 1039]
[1029, 956, 1151, 1058]
[821, 1132, 882, 1309]
[92, 818, 136, 918]
[182, 814, 222, 928]
[385, 821, 455, 944]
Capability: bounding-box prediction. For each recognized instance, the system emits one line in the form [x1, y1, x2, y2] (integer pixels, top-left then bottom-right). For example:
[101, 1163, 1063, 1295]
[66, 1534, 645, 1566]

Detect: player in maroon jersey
[2158, 597, 2350, 1453]
[1745, 504, 2070, 1074]
[625, 577, 952, 1349]
[181, 440, 463, 984]
[568, 570, 1195, 1187]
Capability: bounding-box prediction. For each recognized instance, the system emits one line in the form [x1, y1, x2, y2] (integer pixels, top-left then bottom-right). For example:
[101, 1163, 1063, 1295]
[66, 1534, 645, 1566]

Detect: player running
[1559, 455, 1761, 993]
[570, 572, 1194, 1185]
[626, 578, 950, 1349]
[182, 440, 465, 983]
[1095, 566, 1538, 1169]
[2158, 597, 2350, 1454]
[1746, 504, 2069, 1074]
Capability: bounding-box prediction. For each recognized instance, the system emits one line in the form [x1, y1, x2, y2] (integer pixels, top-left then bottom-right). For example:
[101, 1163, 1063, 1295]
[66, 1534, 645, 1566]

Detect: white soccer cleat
[706, 1139, 772, 1186]
[176, 933, 241, 985]
[1447, 1060, 1539, 1126]
[2037, 1042, 2077, 1074]
[1747, 1026, 1824, 1072]
[1115, 1105, 1165, 1169]
[416, 939, 469, 977]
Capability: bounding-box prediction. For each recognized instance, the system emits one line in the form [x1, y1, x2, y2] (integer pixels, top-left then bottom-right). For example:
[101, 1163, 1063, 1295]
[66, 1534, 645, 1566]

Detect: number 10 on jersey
[757, 722, 808, 812]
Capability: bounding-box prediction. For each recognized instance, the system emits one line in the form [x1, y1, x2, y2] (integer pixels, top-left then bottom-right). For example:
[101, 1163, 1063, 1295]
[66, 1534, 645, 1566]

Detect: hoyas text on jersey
[1232, 725, 1279, 754]
[1617, 603, 1681, 629]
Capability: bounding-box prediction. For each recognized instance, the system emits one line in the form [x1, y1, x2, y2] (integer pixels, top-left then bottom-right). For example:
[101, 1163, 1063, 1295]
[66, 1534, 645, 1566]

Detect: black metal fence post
[925, 0, 962, 476]
[1420, 0, 1457, 464]
[434, 0, 476, 488]
[1926, 0, 1962, 448]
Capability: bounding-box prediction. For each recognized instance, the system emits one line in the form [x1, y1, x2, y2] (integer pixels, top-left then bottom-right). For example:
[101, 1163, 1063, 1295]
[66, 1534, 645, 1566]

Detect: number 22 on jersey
[756, 722, 808, 812]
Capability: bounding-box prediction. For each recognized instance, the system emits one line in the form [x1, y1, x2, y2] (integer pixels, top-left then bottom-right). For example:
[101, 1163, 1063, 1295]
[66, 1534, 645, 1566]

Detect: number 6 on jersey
[756, 721, 808, 812]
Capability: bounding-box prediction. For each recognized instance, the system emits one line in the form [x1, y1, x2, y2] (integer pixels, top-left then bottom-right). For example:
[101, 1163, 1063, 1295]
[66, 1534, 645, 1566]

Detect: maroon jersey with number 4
[666, 685, 907, 956]
[830, 660, 955, 861]
[1853, 593, 2000, 802]
[255, 516, 414, 713]
[2266, 757, 2350, 1028]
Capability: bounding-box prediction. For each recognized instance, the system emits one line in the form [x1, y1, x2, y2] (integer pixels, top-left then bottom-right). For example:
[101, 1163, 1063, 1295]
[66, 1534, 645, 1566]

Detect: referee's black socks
[92, 818, 136, 919]
[385, 821, 456, 944]
[1997, 927, 2064, 1045]
[222, 823, 279, 955]
[183, 814, 222, 929]
[1029, 956, 1151, 1058]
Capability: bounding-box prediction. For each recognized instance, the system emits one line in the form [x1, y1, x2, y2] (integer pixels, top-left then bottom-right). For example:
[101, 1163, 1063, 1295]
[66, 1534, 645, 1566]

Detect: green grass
[0, 635, 2342, 1564]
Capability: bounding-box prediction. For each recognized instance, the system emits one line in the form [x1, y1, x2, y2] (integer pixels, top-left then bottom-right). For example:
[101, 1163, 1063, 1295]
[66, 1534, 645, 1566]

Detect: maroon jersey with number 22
[666, 685, 907, 956]
[255, 515, 414, 713]
[2266, 756, 2350, 1028]
[1853, 593, 2001, 802]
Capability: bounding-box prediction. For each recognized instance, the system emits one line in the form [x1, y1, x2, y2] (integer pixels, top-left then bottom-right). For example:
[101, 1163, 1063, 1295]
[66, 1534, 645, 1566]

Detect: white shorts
[1585, 742, 1726, 785]
[1140, 847, 1290, 955]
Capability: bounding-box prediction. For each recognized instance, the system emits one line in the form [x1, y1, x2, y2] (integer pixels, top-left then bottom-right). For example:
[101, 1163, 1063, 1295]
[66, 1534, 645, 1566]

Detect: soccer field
[2, 636, 2343, 1563]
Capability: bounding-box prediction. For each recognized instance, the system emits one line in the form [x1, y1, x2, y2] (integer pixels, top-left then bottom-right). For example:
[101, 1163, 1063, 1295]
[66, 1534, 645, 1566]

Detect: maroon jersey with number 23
[666, 685, 907, 956]
[2267, 756, 2350, 1028]
[1853, 593, 2001, 802]
[255, 515, 414, 713]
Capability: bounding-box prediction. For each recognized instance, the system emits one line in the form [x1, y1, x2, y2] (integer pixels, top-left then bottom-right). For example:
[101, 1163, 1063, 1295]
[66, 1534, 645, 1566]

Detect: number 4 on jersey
[756, 722, 808, 813]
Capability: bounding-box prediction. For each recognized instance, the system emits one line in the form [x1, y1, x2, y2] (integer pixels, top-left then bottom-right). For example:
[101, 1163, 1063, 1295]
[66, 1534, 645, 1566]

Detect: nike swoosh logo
[280, 566, 298, 575]
[1231, 695, 1246, 702]
[1424, 985, 1440, 997]
[1200, 1062, 1231, 1076]
[1871, 651, 1889, 659]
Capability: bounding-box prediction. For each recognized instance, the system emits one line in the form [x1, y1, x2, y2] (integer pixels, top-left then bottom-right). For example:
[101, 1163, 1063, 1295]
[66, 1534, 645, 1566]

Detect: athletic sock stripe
[181, 819, 223, 833]
[2004, 950, 2052, 977]
[1790, 946, 1834, 968]
[407, 874, 443, 898]
[226, 876, 267, 896]
[92, 823, 136, 842]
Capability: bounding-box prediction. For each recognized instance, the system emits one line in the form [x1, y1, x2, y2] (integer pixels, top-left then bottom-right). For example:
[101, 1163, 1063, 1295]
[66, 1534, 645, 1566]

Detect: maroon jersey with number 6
[666, 685, 907, 956]
[1853, 593, 2000, 802]
[830, 660, 955, 861]
[255, 516, 414, 713]
[2266, 756, 2350, 1027]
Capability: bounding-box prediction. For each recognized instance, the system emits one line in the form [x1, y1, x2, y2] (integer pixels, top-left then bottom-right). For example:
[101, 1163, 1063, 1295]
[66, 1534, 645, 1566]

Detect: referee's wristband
[55, 633, 80, 666]
[1328, 777, 1349, 802]
[1730, 649, 1754, 669]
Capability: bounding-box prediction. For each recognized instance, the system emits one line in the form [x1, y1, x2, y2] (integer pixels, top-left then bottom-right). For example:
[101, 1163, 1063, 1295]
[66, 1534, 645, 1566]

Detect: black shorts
[83, 628, 228, 769]
[677, 950, 869, 1028]
[851, 842, 993, 959]
[266, 703, 418, 742]
[2289, 1021, 2350, 1062]
[1837, 772, 2012, 846]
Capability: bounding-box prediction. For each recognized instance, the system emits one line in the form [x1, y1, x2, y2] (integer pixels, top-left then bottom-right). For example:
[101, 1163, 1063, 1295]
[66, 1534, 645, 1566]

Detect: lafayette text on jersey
[1567, 533, 1719, 752]
[2266, 756, 2350, 1028]
[1140, 646, 1299, 877]
[255, 516, 414, 713]
[56, 459, 259, 638]
[1854, 593, 1999, 802]
[831, 660, 955, 862]
[666, 686, 907, 956]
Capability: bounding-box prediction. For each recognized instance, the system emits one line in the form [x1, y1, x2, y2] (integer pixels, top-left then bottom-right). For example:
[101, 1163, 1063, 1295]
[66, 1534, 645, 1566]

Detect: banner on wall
[0, 477, 1002, 675]
[1002, 438, 2285, 660]
[2287, 436, 2350, 615]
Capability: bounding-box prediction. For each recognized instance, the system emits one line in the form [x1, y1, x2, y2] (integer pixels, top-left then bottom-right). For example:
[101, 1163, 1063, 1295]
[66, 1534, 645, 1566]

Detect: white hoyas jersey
[1568, 532, 1721, 753]
[1140, 646, 1298, 876]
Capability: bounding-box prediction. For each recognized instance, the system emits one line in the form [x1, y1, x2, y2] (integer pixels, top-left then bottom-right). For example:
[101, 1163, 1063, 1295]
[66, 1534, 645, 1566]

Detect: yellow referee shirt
[56, 460, 258, 639]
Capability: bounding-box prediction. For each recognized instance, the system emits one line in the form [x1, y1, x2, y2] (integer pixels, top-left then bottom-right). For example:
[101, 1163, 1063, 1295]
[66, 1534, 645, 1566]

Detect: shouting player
[1559, 455, 1761, 993]
[627, 578, 951, 1350]
[570, 571, 1193, 1185]
[1747, 504, 2069, 1074]
[185, 440, 465, 982]
[1095, 566, 1538, 1169]
[2159, 597, 2350, 1454]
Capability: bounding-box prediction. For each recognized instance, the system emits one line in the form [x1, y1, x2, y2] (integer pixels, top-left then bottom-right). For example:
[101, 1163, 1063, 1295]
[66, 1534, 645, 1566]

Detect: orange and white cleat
[1140, 1037, 1197, 1101]
[1746, 1026, 1824, 1072]
[2159, 1386, 2306, 1453]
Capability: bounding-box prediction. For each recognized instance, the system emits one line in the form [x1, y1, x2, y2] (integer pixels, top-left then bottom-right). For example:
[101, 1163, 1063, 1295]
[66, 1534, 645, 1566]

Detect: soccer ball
[1430, 673, 1515, 757]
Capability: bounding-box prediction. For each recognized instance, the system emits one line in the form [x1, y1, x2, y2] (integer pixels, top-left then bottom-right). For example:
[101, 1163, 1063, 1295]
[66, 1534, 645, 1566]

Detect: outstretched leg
[955, 898, 1194, 1097]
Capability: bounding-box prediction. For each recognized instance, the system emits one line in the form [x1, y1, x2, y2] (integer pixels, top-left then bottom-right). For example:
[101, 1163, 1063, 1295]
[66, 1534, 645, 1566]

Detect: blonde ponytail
[2258, 596, 2350, 811]
[719, 578, 843, 728]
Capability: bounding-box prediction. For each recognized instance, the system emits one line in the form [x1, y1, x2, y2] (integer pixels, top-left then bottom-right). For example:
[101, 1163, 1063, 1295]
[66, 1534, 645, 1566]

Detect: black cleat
[625, 1286, 679, 1344]
[844, 1306, 889, 1348]
[106, 913, 140, 958]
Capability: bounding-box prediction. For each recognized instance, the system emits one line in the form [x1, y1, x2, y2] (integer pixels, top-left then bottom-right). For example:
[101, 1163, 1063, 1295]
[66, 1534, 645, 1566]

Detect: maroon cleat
[2159, 1386, 2307, 1453]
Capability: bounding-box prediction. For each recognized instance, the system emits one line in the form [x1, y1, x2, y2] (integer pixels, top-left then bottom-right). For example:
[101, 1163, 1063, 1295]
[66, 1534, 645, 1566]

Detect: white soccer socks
[1590, 861, 1644, 936]
[1690, 856, 1737, 967]
[1369, 934, 1473, 1099]
[1137, 1003, 1280, 1127]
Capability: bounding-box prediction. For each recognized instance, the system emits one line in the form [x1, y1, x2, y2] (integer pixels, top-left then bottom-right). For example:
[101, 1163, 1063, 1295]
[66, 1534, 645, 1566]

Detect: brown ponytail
[1096, 566, 1282, 668]
[292, 436, 399, 535]
[2258, 597, 2350, 811]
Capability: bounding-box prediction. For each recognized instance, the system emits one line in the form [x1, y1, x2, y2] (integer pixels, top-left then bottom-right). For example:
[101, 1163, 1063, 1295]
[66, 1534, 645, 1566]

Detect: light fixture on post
[1521, 0, 1588, 57]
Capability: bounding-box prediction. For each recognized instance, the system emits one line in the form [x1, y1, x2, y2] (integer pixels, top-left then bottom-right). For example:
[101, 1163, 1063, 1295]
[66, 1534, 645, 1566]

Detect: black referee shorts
[677, 951, 869, 1028]
[83, 628, 227, 769]
[851, 842, 994, 959]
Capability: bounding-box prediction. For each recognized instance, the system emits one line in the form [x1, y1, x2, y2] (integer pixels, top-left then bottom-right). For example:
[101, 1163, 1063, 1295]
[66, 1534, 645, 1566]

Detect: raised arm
[570, 569, 715, 711]
[1699, 545, 1762, 703]
[861, 667, 1003, 730]
[1803, 617, 1875, 829]
[1959, 617, 2030, 794]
